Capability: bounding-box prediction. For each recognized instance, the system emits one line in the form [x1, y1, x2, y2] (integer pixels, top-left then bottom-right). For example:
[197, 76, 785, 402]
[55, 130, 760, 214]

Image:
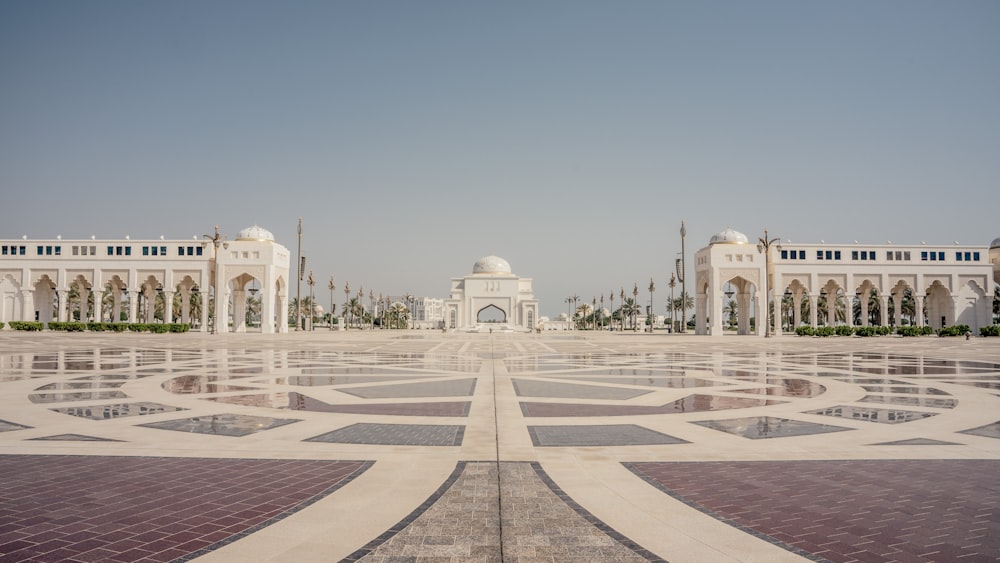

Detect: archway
[0, 274, 23, 324]
[477, 305, 506, 324]
[720, 276, 757, 335]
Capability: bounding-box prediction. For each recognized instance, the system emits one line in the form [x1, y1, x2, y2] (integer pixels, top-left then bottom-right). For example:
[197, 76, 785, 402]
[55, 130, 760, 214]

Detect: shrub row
[937, 324, 971, 337]
[981, 325, 1000, 337]
[796, 325, 923, 337]
[6, 322, 189, 333]
[896, 325, 935, 337]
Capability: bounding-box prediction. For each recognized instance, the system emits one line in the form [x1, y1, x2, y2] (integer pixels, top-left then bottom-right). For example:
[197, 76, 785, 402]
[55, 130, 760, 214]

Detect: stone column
[695, 294, 707, 335]
[892, 293, 903, 327]
[128, 291, 138, 323]
[860, 292, 869, 326]
[163, 291, 175, 323]
[809, 295, 818, 327]
[79, 288, 89, 322]
[21, 290, 33, 321]
[112, 290, 122, 322]
[879, 295, 889, 327]
[57, 290, 67, 322]
[914, 295, 925, 326]
[200, 292, 210, 332]
[792, 292, 802, 329]
[232, 289, 246, 333]
[827, 294, 836, 326]
[180, 289, 191, 325]
[144, 289, 155, 323]
[772, 289, 782, 336]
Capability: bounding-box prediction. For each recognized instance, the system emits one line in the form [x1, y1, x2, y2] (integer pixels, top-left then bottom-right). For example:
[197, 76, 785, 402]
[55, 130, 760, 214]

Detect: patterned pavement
[0, 331, 998, 562]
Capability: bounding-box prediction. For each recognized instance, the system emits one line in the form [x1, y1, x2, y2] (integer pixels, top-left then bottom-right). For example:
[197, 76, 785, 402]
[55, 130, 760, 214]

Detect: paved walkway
[0, 331, 998, 562]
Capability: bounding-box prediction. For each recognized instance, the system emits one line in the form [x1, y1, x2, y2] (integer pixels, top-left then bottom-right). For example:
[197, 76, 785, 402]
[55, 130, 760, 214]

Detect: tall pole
[344, 282, 350, 329]
[669, 273, 676, 332]
[296, 218, 302, 331]
[328, 276, 335, 331]
[608, 291, 614, 331]
[648, 278, 655, 333]
[680, 220, 687, 333]
[307, 270, 315, 331]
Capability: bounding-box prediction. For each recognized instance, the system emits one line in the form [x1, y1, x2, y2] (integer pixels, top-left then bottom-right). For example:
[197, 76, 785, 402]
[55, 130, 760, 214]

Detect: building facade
[444, 256, 539, 331]
[694, 228, 998, 336]
[0, 225, 290, 333]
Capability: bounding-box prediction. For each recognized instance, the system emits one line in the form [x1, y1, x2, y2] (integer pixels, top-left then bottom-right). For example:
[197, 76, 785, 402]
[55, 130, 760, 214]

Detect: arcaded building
[694, 228, 998, 336]
[444, 256, 539, 331]
[0, 225, 290, 333]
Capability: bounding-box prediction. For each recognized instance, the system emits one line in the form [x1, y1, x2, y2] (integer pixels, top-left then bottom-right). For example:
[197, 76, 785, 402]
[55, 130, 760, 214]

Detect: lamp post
[632, 283, 638, 331]
[405, 294, 414, 330]
[248, 285, 258, 328]
[668, 273, 676, 332]
[599, 294, 604, 331]
[307, 271, 315, 331]
[619, 287, 625, 331]
[296, 218, 303, 331]
[608, 291, 614, 331]
[202, 225, 226, 334]
[369, 289, 374, 331]
[756, 228, 780, 338]
[344, 282, 350, 329]
[328, 276, 336, 331]
[679, 220, 687, 332]
[648, 278, 655, 332]
[569, 294, 580, 330]
[591, 296, 597, 331]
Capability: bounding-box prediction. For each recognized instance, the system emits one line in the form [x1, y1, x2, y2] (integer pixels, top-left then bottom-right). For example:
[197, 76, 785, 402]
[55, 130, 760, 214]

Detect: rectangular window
[54, 246, 61, 256]
[143, 246, 149, 256]
[1, 246, 7, 256]
[964, 251, 971, 261]
[116, 246, 123, 256]
[178, 246, 185, 256]
[956, 252, 962, 261]
[887, 251, 893, 261]
[851, 251, 858, 260]
[798, 250, 805, 259]
[125, 247, 131, 256]
[108, 246, 114, 256]
[974, 252, 981, 261]
[781, 250, 788, 259]
[834, 250, 841, 260]
[45, 246, 52, 255]
[19, 246, 25, 255]
[72, 246, 79, 256]
[151, 246, 158, 256]
[37, 246, 43, 255]
[938, 251, 944, 261]
[160, 246, 166, 256]
[817, 250, 823, 260]
[196, 246, 203, 256]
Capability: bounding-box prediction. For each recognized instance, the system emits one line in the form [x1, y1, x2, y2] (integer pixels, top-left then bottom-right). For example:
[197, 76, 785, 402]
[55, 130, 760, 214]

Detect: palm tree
[576, 303, 593, 329]
[288, 296, 316, 326]
[723, 299, 738, 328]
[671, 292, 694, 327]
[620, 298, 640, 330]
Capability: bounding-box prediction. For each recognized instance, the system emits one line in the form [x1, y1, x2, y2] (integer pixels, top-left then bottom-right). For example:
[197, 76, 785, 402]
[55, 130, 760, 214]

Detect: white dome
[991, 237, 1000, 249]
[473, 255, 512, 274]
[709, 227, 749, 245]
[235, 225, 275, 242]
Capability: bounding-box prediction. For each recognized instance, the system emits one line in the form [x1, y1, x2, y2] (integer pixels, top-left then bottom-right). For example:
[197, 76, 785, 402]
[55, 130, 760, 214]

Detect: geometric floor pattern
[0, 455, 371, 562]
[626, 459, 1000, 562]
[2, 331, 999, 562]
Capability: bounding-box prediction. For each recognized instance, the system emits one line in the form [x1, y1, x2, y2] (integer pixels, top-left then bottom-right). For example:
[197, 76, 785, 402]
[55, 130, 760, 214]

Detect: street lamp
[599, 294, 604, 331]
[296, 218, 303, 331]
[648, 278, 655, 332]
[405, 294, 415, 330]
[608, 291, 614, 331]
[592, 296, 597, 331]
[619, 287, 625, 331]
[757, 228, 779, 338]
[307, 271, 315, 331]
[632, 283, 638, 331]
[569, 294, 580, 330]
[668, 273, 676, 332]
[328, 276, 336, 331]
[679, 220, 687, 333]
[344, 282, 350, 329]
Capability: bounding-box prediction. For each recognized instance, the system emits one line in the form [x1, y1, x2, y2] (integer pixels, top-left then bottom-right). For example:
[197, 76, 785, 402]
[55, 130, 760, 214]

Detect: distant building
[444, 256, 539, 331]
[0, 225, 290, 333]
[694, 228, 998, 336]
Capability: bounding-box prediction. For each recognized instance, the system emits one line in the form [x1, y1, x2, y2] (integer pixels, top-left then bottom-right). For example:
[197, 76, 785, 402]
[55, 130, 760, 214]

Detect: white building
[385, 296, 444, 329]
[444, 256, 539, 331]
[0, 225, 291, 333]
[694, 228, 998, 336]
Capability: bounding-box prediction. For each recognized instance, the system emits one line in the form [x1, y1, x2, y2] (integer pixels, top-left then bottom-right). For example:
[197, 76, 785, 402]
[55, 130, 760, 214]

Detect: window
[125, 247, 131, 256]
[938, 251, 944, 261]
[964, 251, 971, 261]
[151, 246, 158, 256]
[179, 246, 185, 256]
[19, 246, 25, 255]
[108, 246, 114, 255]
[974, 252, 981, 261]
[903, 251, 910, 261]
[921, 251, 928, 261]
[782, 250, 788, 259]
[45, 246, 52, 255]
[54, 246, 60, 256]
[37, 246, 43, 255]
[196, 247, 203, 256]
[73, 246, 79, 256]
[817, 250, 824, 260]
[143, 246, 149, 256]
[1, 246, 6, 256]
[834, 250, 841, 260]
[886, 251, 893, 261]
[798, 250, 805, 259]
[851, 251, 858, 260]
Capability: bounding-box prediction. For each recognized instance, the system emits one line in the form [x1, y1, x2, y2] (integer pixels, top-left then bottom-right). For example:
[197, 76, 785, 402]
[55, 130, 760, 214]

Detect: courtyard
[0, 331, 998, 562]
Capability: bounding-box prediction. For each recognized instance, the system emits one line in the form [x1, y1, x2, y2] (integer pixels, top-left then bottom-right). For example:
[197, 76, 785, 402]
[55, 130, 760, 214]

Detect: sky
[2, 1, 998, 316]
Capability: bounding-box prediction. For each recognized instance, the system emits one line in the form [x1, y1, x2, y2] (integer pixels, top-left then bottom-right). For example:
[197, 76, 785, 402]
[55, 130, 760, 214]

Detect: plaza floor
[0, 331, 998, 563]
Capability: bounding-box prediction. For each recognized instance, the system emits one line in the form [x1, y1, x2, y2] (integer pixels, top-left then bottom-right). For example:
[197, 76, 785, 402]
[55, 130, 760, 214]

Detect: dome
[709, 227, 749, 245]
[473, 255, 512, 275]
[235, 225, 275, 242]
[991, 237, 1000, 249]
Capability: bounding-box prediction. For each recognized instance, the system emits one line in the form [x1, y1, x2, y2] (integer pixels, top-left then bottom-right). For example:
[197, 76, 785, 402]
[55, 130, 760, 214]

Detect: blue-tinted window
[834, 250, 841, 260]
[143, 246, 149, 256]
[54, 246, 60, 256]
[974, 252, 980, 261]
[19, 246, 25, 255]
[938, 251, 944, 260]
[160, 246, 166, 255]
[798, 250, 804, 259]
[781, 250, 788, 259]
[37, 246, 43, 255]
[817, 250, 823, 260]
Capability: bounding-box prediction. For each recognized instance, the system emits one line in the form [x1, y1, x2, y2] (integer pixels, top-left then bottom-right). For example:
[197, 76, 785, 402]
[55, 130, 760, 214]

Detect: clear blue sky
[2, 1, 998, 316]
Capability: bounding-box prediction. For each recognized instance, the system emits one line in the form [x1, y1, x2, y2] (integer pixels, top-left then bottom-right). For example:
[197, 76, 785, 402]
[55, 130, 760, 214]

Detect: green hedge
[47, 322, 87, 332]
[9, 321, 43, 331]
[815, 326, 836, 337]
[938, 324, 971, 337]
[981, 325, 1000, 337]
[0, 322, 4, 330]
[834, 325, 855, 336]
[6, 321, 190, 333]
[795, 326, 815, 336]
[896, 325, 934, 337]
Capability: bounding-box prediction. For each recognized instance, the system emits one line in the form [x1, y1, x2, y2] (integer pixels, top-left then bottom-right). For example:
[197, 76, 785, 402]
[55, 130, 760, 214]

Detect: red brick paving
[627, 460, 1000, 563]
[0, 455, 370, 562]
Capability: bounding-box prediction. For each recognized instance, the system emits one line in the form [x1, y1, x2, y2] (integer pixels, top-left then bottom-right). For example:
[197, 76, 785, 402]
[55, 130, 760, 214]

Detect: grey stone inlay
[857, 395, 958, 408]
[870, 437, 962, 446]
[511, 379, 651, 400]
[33, 381, 127, 390]
[859, 385, 950, 395]
[28, 433, 123, 442]
[305, 423, 465, 446]
[0, 419, 32, 432]
[51, 402, 185, 420]
[572, 376, 726, 388]
[959, 420, 1000, 439]
[278, 375, 431, 386]
[693, 416, 853, 439]
[804, 405, 938, 424]
[29, 390, 129, 403]
[138, 413, 300, 436]
[337, 378, 477, 399]
[528, 424, 689, 447]
[349, 462, 657, 562]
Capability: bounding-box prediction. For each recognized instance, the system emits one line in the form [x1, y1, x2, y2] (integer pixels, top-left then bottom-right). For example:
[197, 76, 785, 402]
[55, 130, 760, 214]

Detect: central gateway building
[444, 256, 539, 331]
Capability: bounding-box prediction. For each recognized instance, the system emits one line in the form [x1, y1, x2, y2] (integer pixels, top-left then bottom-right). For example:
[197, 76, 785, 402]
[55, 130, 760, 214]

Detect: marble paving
[1, 331, 999, 562]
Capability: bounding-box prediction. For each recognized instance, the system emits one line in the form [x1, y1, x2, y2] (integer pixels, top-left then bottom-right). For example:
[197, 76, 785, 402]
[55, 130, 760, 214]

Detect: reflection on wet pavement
[805, 405, 936, 424]
[51, 402, 185, 420]
[29, 390, 129, 403]
[857, 395, 958, 408]
[163, 375, 259, 394]
[519, 395, 784, 417]
[693, 416, 852, 439]
[728, 379, 826, 398]
[138, 413, 301, 436]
